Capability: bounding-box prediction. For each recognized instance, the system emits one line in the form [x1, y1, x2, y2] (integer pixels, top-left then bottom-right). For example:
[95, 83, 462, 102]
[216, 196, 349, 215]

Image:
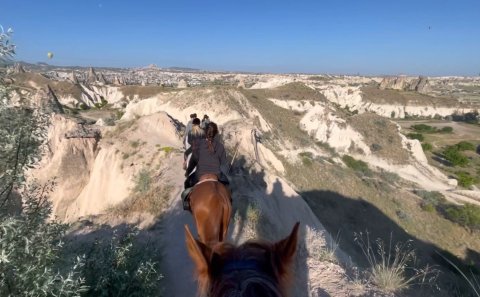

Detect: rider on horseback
[183, 117, 205, 169]
[182, 122, 229, 206]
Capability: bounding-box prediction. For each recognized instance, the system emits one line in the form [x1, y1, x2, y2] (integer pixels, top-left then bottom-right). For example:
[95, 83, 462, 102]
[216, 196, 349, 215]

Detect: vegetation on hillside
[0, 29, 162, 296]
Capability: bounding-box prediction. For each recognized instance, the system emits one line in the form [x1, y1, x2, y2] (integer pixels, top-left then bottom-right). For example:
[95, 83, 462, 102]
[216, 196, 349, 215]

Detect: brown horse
[189, 174, 232, 246]
[185, 222, 300, 297]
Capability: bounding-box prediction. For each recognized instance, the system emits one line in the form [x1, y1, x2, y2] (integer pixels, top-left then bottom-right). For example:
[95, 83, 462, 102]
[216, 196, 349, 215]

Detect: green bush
[445, 203, 480, 230]
[82, 230, 161, 297]
[411, 124, 436, 133]
[439, 126, 453, 133]
[415, 190, 446, 212]
[406, 133, 424, 141]
[134, 168, 152, 193]
[0, 185, 88, 296]
[421, 143, 433, 151]
[456, 171, 477, 188]
[342, 155, 371, 175]
[455, 141, 475, 151]
[443, 146, 469, 167]
[115, 110, 125, 120]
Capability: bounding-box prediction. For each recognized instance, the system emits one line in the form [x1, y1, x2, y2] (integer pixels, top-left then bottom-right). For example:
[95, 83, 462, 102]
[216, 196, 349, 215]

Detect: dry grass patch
[119, 85, 175, 99]
[110, 184, 172, 217]
[240, 88, 313, 146]
[349, 113, 410, 164]
[361, 86, 459, 107]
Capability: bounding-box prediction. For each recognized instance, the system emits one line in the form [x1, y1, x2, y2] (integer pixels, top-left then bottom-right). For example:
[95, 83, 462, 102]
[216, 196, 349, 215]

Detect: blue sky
[1, 0, 479, 75]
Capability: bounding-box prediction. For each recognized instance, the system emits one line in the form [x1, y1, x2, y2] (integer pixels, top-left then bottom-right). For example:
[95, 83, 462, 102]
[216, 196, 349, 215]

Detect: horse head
[185, 222, 300, 297]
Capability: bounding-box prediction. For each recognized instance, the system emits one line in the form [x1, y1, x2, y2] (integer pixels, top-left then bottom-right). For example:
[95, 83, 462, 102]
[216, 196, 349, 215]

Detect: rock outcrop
[87, 67, 98, 84]
[68, 71, 79, 84]
[13, 63, 26, 74]
[379, 75, 430, 93]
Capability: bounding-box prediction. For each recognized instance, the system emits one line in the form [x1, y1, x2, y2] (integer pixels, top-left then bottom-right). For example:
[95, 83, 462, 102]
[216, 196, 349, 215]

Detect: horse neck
[209, 269, 283, 297]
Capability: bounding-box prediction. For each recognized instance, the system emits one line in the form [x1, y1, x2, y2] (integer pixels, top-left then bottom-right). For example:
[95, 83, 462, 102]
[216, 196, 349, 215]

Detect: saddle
[181, 174, 219, 211]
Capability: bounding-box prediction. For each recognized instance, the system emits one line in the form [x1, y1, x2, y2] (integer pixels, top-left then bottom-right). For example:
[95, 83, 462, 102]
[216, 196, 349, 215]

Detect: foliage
[445, 203, 480, 230]
[455, 141, 476, 152]
[422, 142, 433, 151]
[411, 124, 436, 133]
[130, 140, 140, 148]
[82, 230, 161, 297]
[443, 146, 469, 167]
[0, 183, 88, 296]
[133, 168, 152, 194]
[406, 133, 424, 141]
[342, 155, 371, 176]
[410, 124, 453, 134]
[415, 190, 446, 212]
[354, 232, 438, 293]
[456, 171, 477, 188]
[0, 26, 15, 62]
[439, 126, 453, 133]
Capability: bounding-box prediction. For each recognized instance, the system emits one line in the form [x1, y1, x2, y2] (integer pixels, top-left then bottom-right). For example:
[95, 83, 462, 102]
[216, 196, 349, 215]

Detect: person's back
[195, 135, 225, 178]
[186, 122, 229, 187]
[184, 113, 197, 148]
[200, 114, 210, 129]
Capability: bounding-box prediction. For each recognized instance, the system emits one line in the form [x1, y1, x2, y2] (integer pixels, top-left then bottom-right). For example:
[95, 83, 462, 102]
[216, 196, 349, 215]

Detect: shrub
[134, 168, 152, 194]
[0, 184, 88, 296]
[342, 155, 371, 176]
[79, 103, 88, 110]
[115, 110, 125, 120]
[421, 143, 433, 151]
[130, 140, 140, 148]
[445, 203, 480, 230]
[370, 143, 382, 152]
[315, 141, 336, 155]
[411, 124, 436, 133]
[406, 133, 424, 141]
[160, 146, 176, 155]
[456, 172, 477, 188]
[455, 141, 476, 151]
[82, 230, 161, 296]
[354, 232, 438, 293]
[415, 190, 446, 212]
[439, 126, 453, 133]
[443, 146, 469, 167]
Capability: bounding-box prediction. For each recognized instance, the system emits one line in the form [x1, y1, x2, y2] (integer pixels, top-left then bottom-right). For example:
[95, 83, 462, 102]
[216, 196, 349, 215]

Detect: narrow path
[160, 156, 198, 296]
[161, 197, 198, 296]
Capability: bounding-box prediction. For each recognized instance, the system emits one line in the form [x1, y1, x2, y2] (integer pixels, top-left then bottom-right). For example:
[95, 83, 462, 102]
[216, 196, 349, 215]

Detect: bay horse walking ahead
[189, 174, 232, 246]
[185, 222, 300, 297]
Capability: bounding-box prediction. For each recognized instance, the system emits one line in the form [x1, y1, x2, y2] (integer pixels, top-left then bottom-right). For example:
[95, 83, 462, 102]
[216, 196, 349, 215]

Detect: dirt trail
[160, 155, 198, 296]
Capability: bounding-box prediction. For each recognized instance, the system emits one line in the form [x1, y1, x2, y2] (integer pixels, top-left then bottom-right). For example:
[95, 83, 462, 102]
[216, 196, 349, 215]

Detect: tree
[0, 26, 88, 296]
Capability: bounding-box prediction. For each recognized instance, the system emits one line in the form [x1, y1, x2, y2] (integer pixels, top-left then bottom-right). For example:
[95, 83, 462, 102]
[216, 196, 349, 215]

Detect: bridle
[210, 259, 281, 297]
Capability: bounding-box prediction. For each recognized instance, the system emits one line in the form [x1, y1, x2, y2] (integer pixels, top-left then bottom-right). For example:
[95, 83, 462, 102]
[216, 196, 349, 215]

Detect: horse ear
[185, 225, 212, 276]
[273, 222, 300, 275]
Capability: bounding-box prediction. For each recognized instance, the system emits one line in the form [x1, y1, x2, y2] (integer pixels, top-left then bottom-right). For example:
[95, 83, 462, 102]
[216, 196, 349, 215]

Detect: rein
[196, 178, 219, 186]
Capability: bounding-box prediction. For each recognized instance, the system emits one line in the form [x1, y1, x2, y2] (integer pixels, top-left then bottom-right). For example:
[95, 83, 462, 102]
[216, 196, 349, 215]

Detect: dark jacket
[192, 136, 227, 178]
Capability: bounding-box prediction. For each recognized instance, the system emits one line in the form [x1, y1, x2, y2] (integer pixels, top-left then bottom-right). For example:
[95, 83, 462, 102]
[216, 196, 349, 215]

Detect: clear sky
[1, 0, 479, 75]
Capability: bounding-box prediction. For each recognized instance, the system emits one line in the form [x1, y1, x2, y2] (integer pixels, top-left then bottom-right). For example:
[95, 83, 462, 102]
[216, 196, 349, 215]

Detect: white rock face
[318, 85, 476, 119]
[28, 112, 183, 221]
[268, 98, 462, 194]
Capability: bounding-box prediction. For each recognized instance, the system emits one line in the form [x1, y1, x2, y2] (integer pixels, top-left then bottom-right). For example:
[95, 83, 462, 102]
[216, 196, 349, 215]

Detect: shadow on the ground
[301, 189, 480, 297]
